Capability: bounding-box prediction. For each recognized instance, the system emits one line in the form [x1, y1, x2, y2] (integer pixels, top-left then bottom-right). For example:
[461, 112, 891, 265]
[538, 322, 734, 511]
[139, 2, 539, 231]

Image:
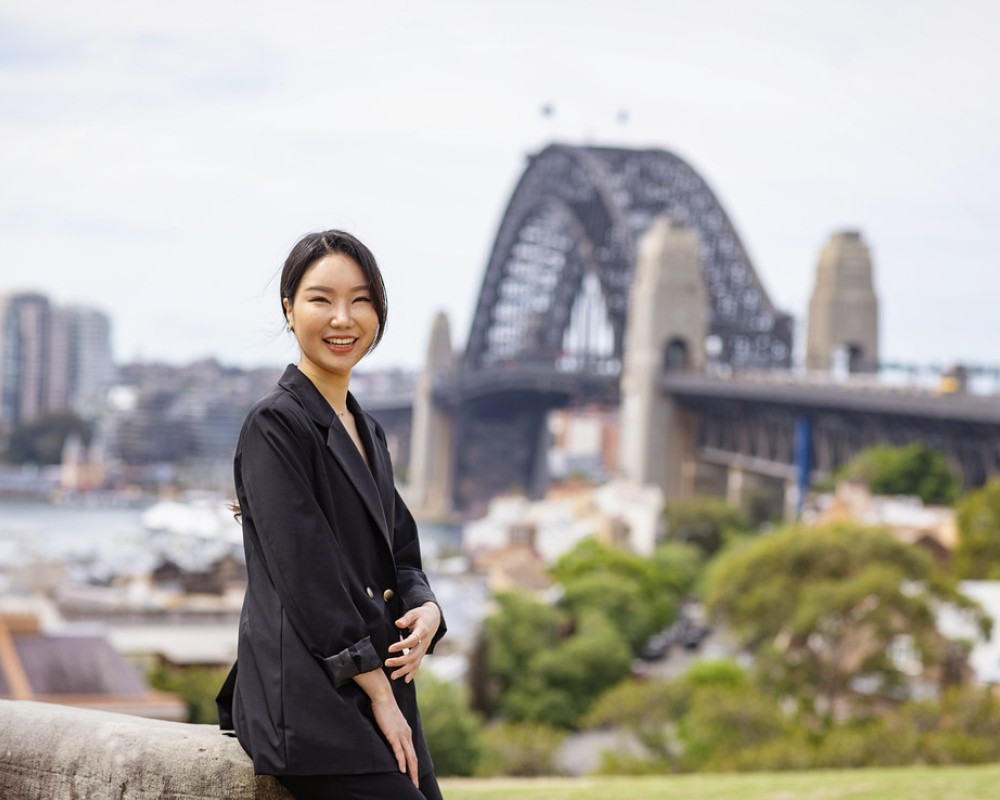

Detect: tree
[664, 496, 751, 556]
[478, 540, 700, 729]
[500, 611, 632, 729]
[478, 592, 568, 715]
[550, 537, 701, 650]
[559, 572, 653, 652]
[835, 443, 959, 505]
[953, 477, 1000, 579]
[704, 524, 990, 721]
[3, 412, 90, 465]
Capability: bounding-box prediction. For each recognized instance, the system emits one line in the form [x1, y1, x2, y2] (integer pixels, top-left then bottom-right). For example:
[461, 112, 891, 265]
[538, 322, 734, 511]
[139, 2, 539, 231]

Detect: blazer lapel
[324, 419, 391, 549]
[277, 365, 391, 548]
[350, 398, 396, 546]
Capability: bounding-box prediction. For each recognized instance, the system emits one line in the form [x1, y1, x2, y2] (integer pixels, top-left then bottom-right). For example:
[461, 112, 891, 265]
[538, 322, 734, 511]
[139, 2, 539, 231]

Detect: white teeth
[326, 338, 354, 345]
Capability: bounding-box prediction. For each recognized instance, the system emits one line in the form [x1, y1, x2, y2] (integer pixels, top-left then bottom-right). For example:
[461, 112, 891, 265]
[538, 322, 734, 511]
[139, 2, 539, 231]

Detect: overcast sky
[1, 0, 997, 372]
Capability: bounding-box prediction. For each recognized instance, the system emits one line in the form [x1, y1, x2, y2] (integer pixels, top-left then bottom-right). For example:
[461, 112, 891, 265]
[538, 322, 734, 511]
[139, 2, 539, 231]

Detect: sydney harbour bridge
[362, 143, 1000, 517]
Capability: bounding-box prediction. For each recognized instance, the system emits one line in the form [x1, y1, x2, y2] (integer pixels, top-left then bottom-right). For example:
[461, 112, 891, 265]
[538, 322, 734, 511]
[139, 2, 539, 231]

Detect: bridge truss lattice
[464, 143, 794, 375]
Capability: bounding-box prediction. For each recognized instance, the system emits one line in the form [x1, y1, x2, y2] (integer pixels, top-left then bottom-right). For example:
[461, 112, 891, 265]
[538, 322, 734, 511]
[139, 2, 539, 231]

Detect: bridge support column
[782, 479, 800, 523]
[407, 312, 455, 519]
[681, 454, 700, 498]
[725, 466, 745, 508]
[619, 216, 708, 500]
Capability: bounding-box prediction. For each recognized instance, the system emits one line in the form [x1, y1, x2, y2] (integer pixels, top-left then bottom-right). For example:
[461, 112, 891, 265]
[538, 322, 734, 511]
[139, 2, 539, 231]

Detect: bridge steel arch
[463, 143, 793, 375]
[446, 143, 795, 511]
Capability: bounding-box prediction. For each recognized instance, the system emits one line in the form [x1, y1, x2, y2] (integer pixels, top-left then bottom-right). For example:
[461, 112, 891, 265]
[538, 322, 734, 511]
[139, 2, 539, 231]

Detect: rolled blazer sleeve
[237, 406, 381, 686]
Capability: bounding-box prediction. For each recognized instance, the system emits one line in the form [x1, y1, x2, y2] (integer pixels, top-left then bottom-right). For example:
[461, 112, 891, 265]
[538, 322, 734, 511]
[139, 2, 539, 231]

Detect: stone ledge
[0, 699, 292, 800]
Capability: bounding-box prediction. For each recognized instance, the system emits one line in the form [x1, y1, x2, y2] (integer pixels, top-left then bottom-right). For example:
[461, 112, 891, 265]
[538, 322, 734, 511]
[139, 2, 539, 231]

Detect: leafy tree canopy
[664, 496, 751, 557]
[834, 443, 959, 505]
[550, 537, 701, 647]
[482, 591, 567, 707]
[499, 611, 632, 729]
[704, 523, 990, 718]
[953, 477, 1000, 580]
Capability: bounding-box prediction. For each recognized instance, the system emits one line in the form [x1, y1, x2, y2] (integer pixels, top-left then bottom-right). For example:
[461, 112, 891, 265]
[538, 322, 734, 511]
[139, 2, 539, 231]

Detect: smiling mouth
[324, 337, 357, 348]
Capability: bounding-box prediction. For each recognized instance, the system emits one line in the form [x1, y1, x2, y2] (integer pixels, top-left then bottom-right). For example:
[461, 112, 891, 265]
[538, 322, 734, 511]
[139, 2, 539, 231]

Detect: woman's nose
[329, 302, 351, 325]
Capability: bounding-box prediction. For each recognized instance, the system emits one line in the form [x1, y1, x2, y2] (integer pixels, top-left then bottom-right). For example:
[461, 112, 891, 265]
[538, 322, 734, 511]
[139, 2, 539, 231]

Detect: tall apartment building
[65, 307, 114, 419]
[0, 292, 114, 428]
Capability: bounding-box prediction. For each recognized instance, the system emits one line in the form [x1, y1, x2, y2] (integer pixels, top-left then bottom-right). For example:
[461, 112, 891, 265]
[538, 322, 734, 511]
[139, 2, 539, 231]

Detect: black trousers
[278, 771, 443, 800]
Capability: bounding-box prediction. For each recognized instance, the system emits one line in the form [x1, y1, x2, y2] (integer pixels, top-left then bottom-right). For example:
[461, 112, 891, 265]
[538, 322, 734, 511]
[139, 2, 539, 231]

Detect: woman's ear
[282, 297, 294, 330]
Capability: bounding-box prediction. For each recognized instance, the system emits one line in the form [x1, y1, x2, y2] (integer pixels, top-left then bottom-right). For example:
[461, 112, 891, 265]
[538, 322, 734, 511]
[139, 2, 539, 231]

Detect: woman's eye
[308, 296, 330, 304]
[353, 296, 372, 304]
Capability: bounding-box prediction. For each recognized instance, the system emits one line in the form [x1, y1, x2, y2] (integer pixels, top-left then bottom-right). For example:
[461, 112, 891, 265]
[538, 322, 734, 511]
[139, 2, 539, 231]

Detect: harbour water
[0, 500, 154, 583]
[0, 498, 461, 586]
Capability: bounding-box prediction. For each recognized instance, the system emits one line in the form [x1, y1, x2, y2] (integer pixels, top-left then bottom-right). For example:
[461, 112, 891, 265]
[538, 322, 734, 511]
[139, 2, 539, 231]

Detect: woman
[217, 230, 446, 800]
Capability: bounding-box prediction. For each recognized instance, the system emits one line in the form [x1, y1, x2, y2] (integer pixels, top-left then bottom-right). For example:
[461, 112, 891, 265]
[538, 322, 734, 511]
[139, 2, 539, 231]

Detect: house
[0, 600, 185, 720]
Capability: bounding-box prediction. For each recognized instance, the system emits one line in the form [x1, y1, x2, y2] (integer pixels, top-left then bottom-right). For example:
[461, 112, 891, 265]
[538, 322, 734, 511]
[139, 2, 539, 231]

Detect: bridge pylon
[806, 230, 880, 373]
[619, 216, 707, 499]
[407, 312, 456, 520]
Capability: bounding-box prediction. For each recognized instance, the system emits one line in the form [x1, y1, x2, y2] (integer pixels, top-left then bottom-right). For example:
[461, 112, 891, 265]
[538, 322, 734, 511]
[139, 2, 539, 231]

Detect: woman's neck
[296, 363, 351, 415]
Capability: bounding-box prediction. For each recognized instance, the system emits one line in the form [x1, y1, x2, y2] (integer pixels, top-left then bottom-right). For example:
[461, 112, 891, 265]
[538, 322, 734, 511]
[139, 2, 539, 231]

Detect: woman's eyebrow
[302, 284, 370, 293]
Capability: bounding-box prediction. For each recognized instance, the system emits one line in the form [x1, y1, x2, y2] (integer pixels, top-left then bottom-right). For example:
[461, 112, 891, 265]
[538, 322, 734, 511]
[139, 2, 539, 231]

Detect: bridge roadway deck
[661, 373, 1000, 425]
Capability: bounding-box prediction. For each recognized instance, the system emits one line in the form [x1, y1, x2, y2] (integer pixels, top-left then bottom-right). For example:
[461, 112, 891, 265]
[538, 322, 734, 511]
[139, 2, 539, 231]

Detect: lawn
[440, 764, 1000, 800]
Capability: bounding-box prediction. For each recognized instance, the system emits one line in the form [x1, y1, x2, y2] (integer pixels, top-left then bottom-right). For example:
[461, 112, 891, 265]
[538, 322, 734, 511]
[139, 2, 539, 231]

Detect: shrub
[417, 675, 484, 777]
[146, 664, 231, 724]
[835, 443, 958, 505]
[665, 496, 750, 556]
[475, 721, 566, 777]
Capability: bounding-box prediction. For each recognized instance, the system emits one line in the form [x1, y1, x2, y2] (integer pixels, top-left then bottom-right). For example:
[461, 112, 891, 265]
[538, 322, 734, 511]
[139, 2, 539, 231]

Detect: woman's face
[283, 252, 379, 385]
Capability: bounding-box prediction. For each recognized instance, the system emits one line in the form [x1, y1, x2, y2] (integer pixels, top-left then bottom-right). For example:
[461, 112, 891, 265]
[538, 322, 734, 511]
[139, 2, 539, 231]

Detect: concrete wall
[0, 700, 292, 800]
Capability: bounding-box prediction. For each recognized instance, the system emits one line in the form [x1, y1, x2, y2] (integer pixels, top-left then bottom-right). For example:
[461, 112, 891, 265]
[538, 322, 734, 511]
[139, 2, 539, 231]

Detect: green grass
[440, 764, 1000, 800]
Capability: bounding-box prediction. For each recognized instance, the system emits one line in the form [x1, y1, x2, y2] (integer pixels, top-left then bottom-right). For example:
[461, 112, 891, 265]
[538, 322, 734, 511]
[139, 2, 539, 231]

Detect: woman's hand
[370, 695, 419, 787]
[353, 669, 419, 787]
[386, 601, 441, 683]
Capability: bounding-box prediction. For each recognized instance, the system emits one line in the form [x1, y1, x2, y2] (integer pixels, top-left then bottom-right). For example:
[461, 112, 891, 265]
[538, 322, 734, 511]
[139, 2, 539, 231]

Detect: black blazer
[219, 364, 446, 776]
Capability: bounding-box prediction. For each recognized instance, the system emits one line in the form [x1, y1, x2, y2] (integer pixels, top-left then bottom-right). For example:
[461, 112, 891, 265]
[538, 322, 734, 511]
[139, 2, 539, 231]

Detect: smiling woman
[217, 230, 447, 800]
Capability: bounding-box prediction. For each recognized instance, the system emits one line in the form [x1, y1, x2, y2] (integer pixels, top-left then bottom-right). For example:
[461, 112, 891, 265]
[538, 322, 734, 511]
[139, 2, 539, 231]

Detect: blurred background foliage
[150, 445, 1000, 777]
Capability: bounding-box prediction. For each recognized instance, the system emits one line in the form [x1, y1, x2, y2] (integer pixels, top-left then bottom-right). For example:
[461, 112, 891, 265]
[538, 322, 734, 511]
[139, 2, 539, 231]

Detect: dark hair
[280, 230, 387, 351]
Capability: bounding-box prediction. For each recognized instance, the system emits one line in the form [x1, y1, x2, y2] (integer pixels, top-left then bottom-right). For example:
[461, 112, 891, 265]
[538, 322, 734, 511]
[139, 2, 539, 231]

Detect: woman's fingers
[386, 643, 424, 681]
[371, 697, 418, 783]
[386, 603, 440, 681]
[405, 738, 420, 787]
[391, 738, 406, 775]
[394, 735, 418, 786]
[387, 629, 423, 654]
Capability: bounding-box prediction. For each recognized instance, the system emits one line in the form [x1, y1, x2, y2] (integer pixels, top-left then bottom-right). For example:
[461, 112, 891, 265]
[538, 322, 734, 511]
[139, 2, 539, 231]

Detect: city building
[0, 293, 51, 427]
[0, 292, 114, 429]
[66, 306, 115, 419]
